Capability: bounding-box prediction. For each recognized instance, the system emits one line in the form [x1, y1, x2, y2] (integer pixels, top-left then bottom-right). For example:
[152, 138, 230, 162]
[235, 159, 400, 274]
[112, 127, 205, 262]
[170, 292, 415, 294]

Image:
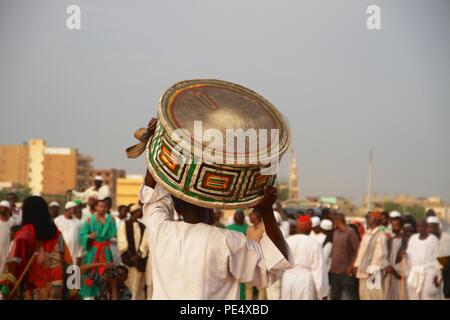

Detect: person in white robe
[118, 204, 146, 300]
[266, 210, 290, 300]
[406, 219, 442, 300]
[320, 219, 334, 272]
[427, 216, 450, 260]
[310, 216, 326, 245]
[140, 171, 293, 300]
[72, 175, 110, 202]
[281, 215, 329, 300]
[384, 216, 408, 300]
[354, 211, 389, 300]
[6, 193, 22, 226]
[54, 201, 82, 265]
[0, 201, 14, 274]
[139, 227, 153, 300]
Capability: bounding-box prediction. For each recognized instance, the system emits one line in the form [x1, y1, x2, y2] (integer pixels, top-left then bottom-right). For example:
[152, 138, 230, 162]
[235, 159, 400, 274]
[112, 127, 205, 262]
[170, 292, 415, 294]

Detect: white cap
[49, 201, 60, 208]
[0, 200, 10, 209]
[94, 175, 103, 181]
[427, 216, 440, 224]
[320, 219, 333, 231]
[311, 216, 321, 228]
[129, 204, 141, 213]
[65, 201, 77, 210]
[274, 210, 282, 224]
[389, 211, 401, 218]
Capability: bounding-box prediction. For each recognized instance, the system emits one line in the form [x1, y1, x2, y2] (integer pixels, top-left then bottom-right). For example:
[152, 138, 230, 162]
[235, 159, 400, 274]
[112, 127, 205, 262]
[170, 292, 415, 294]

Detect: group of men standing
[222, 205, 449, 301]
[2, 174, 449, 300]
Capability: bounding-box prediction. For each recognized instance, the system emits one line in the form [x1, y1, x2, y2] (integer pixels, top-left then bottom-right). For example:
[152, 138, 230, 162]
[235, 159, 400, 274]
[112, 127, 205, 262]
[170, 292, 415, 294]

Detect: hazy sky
[1, 0, 449, 204]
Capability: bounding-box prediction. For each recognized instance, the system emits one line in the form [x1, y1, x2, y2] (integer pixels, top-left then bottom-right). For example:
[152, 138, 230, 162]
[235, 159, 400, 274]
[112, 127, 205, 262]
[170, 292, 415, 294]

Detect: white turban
[49, 201, 60, 208]
[0, 200, 10, 209]
[311, 216, 321, 228]
[389, 211, 401, 218]
[426, 216, 440, 224]
[65, 201, 77, 210]
[320, 219, 333, 231]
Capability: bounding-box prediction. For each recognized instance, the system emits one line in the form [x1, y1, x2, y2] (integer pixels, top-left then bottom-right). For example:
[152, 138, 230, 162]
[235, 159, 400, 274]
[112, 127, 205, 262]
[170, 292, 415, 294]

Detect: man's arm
[256, 186, 289, 261]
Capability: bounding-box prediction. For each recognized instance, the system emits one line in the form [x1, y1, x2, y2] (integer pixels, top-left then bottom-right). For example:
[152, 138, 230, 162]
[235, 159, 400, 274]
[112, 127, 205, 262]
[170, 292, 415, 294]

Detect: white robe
[281, 234, 329, 300]
[438, 232, 450, 259]
[0, 217, 14, 273]
[310, 232, 326, 246]
[72, 185, 110, 202]
[54, 215, 82, 265]
[406, 234, 442, 300]
[140, 183, 293, 300]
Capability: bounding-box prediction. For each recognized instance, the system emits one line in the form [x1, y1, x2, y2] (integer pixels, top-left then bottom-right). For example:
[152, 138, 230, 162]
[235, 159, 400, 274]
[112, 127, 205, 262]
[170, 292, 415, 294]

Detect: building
[0, 144, 29, 187]
[0, 139, 93, 196]
[88, 168, 126, 202]
[288, 148, 300, 200]
[116, 175, 143, 207]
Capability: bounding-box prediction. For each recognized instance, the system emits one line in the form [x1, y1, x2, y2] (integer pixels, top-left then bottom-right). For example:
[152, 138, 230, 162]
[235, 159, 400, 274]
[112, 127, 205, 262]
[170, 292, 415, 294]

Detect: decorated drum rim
[157, 79, 291, 166]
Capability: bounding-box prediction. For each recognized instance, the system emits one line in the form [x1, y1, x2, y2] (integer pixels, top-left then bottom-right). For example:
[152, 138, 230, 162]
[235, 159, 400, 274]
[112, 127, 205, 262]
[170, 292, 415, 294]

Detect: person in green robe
[79, 199, 117, 299]
[226, 209, 248, 300]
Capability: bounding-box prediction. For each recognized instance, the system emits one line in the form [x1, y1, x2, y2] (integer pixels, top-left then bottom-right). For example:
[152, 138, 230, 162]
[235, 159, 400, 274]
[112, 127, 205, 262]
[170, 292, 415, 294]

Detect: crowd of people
[0, 174, 449, 300]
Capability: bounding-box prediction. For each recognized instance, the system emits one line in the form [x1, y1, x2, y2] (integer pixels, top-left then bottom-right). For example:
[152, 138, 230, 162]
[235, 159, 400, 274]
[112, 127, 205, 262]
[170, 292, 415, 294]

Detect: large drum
[128, 79, 290, 209]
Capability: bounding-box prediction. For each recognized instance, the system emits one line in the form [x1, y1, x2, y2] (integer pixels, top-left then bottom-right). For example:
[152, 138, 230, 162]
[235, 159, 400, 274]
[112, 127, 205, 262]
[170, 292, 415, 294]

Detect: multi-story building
[0, 139, 93, 196]
[0, 143, 29, 186]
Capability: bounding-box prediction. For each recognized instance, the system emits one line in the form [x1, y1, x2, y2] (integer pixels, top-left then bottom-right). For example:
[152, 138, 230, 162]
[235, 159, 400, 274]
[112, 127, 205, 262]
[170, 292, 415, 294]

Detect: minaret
[366, 149, 373, 211]
[289, 148, 300, 200]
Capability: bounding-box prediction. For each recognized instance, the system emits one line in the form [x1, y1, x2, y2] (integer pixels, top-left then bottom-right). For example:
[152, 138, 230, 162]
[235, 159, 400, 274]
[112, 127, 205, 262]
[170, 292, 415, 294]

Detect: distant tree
[0, 185, 32, 202]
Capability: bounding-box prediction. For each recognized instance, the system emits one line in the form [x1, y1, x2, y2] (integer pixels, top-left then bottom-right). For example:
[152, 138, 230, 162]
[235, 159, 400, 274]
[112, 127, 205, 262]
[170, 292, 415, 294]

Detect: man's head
[311, 216, 321, 234]
[118, 205, 128, 220]
[129, 204, 143, 221]
[171, 195, 212, 224]
[95, 199, 107, 216]
[0, 200, 11, 218]
[416, 219, 429, 238]
[94, 176, 103, 189]
[115, 265, 129, 283]
[391, 217, 404, 236]
[367, 211, 383, 229]
[306, 208, 315, 217]
[7, 192, 18, 207]
[333, 213, 347, 230]
[64, 201, 77, 219]
[104, 197, 113, 213]
[249, 209, 262, 225]
[381, 211, 389, 227]
[403, 223, 415, 239]
[73, 199, 83, 219]
[296, 215, 312, 234]
[425, 209, 436, 217]
[234, 209, 245, 225]
[48, 202, 60, 219]
[321, 208, 331, 220]
[87, 195, 98, 209]
[427, 216, 441, 239]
